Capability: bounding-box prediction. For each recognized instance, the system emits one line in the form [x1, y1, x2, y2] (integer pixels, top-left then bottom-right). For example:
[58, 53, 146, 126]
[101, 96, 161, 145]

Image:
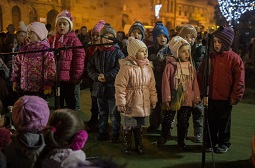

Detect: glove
[12, 82, 17, 92]
[43, 85, 52, 95]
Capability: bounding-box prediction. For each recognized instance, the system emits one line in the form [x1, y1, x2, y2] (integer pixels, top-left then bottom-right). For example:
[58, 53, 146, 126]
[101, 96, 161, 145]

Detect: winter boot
[123, 130, 132, 155]
[158, 111, 174, 144]
[157, 125, 170, 145]
[178, 126, 187, 150]
[133, 128, 145, 154]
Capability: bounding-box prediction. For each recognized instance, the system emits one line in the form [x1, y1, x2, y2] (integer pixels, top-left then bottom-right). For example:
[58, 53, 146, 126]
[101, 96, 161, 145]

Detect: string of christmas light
[218, 0, 255, 23]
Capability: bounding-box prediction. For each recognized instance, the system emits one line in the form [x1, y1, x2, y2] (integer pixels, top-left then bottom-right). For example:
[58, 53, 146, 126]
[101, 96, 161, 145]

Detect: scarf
[98, 46, 115, 51]
[52, 34, 64, 48]
[174, 61, 194, 90]
[126, 55, 149, 67]
[162, 61, 191, 112]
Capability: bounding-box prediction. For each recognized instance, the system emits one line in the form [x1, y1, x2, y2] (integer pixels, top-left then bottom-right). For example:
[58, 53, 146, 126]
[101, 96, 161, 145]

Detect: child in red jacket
[198, 26, 245, 153]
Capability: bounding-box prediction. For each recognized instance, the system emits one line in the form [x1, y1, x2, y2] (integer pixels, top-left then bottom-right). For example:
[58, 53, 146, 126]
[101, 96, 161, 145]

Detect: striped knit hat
[128, 21, 146, 41]
[127, 37, 147, 58]
[213, 26, 235, 51]
[100, 23, 116, 38]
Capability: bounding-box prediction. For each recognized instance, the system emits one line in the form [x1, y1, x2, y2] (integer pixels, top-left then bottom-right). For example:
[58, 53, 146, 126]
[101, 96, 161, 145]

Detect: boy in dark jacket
[87, 23, 125, 143]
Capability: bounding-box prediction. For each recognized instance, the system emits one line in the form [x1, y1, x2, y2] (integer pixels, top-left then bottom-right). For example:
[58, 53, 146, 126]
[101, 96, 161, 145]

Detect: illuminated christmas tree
[218, 0, 255, 25]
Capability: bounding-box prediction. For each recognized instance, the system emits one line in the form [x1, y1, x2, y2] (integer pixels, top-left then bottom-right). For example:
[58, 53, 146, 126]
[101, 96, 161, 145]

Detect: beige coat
[115, 59, 157, 117]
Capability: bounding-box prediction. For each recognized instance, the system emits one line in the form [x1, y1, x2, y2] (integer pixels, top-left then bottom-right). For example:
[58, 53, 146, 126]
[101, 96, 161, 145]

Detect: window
[170, 1, 174, 13]
[179, 5, 182, 16]
[12, 6, 20, 28]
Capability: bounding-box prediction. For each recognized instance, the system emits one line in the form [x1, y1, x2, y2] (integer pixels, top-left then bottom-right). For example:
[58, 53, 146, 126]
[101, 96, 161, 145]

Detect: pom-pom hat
[27, 22, 48, 40]
[213, 26, 235, 51]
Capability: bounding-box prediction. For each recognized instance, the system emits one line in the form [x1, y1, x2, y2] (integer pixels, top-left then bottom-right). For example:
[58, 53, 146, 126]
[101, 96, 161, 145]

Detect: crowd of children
[0, 8, 247, 168]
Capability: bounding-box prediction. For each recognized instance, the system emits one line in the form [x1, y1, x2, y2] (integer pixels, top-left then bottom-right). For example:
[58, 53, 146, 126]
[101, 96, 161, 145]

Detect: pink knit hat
[91, 20, 105, 34]
[12, 96, 50, 132]
[56, 10, 73, 32]
[27, 22, 48, 40]
[169, 36, 190, 58]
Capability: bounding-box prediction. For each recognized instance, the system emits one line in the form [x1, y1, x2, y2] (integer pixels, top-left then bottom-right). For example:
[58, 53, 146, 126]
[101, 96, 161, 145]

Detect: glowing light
[155, 4, 162, 19]
[218, 0, 255, 22]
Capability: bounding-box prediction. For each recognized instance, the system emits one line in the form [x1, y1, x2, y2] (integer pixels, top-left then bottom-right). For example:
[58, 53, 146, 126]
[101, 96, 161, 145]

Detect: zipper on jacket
[141, 67, 145, 116]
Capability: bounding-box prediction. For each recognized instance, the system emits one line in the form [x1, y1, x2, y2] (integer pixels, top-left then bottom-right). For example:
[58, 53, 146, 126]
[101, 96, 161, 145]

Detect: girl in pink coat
[11, 22, 56, 98]
[115, 37, 157, 155]
[48, 10, 85, 110]
[157, 36, 200, 149]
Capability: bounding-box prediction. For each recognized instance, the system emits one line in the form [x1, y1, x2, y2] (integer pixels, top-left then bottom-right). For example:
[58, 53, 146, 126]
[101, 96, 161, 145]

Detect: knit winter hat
[127, 37, 147, 58]
[152, 21, 170, 46]
[128, 21, 146, 41]
[91, 20, 105, 34]
[179, 24, 197, 39]
[12, 96, 50, 132]
[27, 22, 48, 40]
[213, 26, 235, 51]
[100, 23, 116, 38]
[18, 21, 27, 32]
[55, 10, 73, 32]
[169, 36, 190, 58]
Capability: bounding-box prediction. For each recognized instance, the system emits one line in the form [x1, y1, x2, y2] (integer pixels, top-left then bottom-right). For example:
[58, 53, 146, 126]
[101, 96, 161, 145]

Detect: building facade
[0, 0, 216, 33]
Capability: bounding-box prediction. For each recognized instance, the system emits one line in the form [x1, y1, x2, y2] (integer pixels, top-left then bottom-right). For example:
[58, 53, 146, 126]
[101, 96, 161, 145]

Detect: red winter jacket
[198, 50, 245, 101]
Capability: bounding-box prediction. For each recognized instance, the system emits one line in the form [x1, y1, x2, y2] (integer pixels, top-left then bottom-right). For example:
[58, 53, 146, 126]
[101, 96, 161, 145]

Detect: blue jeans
[97, 98, 120, 136]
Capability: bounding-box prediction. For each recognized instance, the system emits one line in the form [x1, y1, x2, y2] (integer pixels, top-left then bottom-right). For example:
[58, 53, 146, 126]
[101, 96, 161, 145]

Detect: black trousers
[161, 106, 191, 138]
[207, 99, 232, 148]
[60, 81, 76, 110]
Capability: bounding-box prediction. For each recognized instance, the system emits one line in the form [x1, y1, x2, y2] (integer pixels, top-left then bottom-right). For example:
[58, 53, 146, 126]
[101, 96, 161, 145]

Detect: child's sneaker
[193, 133, 202, 143]
[205, 147, 213, 152]
[215, 145, 229, 153]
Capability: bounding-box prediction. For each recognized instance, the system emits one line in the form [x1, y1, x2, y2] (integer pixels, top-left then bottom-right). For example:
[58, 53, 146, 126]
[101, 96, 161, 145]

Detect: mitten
[43, 85, 52, 95]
